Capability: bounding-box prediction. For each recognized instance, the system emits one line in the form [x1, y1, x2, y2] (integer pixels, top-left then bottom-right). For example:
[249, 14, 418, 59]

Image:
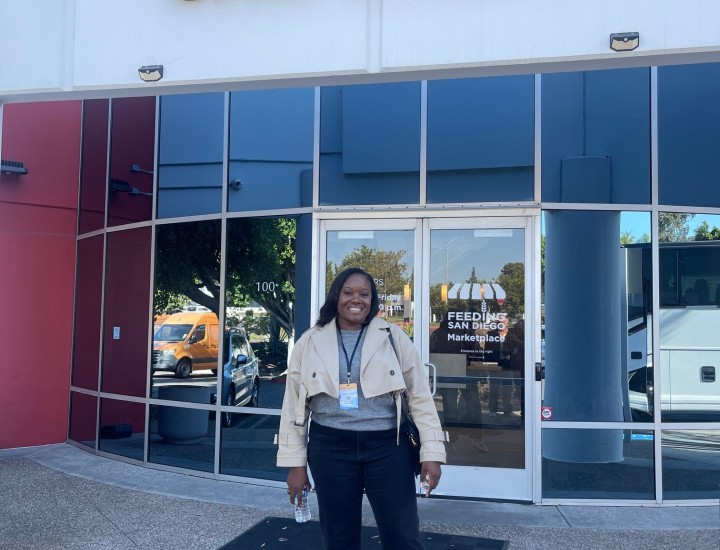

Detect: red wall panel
[0, 101, 81, 449]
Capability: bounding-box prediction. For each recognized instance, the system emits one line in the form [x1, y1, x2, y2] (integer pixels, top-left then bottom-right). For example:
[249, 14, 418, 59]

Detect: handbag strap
[385, 327, 399, 360]
[384, 327, 412, 421]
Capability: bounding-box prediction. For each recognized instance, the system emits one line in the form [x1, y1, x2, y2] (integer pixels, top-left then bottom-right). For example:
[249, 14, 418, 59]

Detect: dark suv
[211, 329, 260, 427]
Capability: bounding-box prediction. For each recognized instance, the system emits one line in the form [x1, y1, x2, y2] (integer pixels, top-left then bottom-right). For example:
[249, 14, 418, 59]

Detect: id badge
[339, 383, 359, 410]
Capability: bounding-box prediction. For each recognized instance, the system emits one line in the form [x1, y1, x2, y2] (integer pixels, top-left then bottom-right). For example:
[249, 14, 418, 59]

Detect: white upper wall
[3, 0, 720, 102]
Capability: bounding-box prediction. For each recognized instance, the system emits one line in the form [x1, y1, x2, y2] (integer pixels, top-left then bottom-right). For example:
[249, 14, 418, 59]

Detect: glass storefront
[68, 69, 720, 504]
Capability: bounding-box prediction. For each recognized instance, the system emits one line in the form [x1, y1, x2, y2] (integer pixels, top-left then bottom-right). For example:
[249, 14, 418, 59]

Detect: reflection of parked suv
[211, 329, 260, 427]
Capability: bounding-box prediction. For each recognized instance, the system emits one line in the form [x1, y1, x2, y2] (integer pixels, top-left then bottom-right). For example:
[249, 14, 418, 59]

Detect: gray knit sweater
[309, 328, 396, 431]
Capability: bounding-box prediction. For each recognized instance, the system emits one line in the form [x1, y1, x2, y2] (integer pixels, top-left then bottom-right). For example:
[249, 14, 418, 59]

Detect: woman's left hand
[421, 461, 442, 496]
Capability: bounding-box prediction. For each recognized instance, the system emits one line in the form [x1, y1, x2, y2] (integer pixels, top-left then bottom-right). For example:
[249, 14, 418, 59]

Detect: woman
[277, 267, 446, 549]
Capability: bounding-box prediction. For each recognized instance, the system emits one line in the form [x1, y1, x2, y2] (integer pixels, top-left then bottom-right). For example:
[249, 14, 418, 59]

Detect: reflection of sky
[430, 229, 524, 285]
[542, 212, 720, 243]
[620, 212, 651, 240]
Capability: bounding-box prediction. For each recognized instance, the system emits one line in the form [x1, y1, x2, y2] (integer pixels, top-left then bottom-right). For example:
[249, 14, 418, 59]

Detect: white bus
[624, 240, 720, 421]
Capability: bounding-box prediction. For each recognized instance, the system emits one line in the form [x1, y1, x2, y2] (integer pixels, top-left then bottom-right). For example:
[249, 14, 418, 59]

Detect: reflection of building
[3, 3, 720, 507]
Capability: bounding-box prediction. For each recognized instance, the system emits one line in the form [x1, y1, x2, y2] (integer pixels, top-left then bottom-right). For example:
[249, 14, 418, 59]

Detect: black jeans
[308, 421, 423, 550]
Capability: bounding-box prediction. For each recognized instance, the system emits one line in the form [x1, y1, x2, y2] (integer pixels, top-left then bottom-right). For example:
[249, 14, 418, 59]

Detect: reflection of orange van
[152, 312, 219, 378]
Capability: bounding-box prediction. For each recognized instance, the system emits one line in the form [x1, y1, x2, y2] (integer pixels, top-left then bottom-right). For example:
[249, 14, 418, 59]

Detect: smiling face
[336, 273, 372, 330]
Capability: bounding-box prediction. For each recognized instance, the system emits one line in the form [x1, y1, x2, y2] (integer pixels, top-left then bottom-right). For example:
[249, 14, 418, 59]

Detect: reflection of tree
[496, 262, 524, 320]
[327, 246, 411, 298]
[693, 221, 720, 241]
[154, 220, 221, 314]
[226, 218, 296, 344]
[154, 218, 297, 346]
[430, 282, 449, 321]
[659, 212, 695, 242]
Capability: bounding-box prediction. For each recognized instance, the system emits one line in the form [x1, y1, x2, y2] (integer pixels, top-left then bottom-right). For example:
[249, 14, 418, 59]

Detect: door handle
[700, 366, 715, 383]
[535, 362, 545, 381]
[425, 362, 437, 396]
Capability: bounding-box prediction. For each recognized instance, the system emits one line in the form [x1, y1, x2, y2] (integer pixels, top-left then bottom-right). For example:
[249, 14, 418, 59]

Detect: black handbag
[401, 395, 422, 476]
[386, 329, 422, 477]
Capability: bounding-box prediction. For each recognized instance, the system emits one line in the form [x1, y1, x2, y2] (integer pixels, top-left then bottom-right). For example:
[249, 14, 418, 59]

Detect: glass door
[424, 217, 534, 500]
[318, 216, 536, 501]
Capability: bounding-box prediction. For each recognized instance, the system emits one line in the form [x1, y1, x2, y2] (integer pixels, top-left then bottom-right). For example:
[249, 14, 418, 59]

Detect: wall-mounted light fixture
[610, 32, 639, 52]
[138, 65, 164, 82]
[1, 160, 28, 175]
[130, 163, 154, 175]
[110, 178, 152, 196]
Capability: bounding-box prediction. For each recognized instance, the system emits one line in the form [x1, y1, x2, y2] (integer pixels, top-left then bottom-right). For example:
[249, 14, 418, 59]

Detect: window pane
[102, 227, 152, 397]
[69, 391, 97, 449]
[427, 76, 534, 204]
[157, 93, 224, 218]
[228, 89, 314, 211]
[659, 63, 720, 207]
[542, 69, 651, 204]
[659, 212, 720, 422]
[72, 235, 103, 390]
[220, 413, 284, 480]
[542, 211, 653, 422]
[78, 99, 109, 234]
[542, 429, 655, 499]
[99, 398, 145, 461]
[152, 221, 221, 403]
[325, 229, 415, 333]
[108, 97, 155, 227]
[662, 430, 720, 499]
[148, 404, 215, 472]
[223, 216, 311, 410]
[320, 83, 420, 205]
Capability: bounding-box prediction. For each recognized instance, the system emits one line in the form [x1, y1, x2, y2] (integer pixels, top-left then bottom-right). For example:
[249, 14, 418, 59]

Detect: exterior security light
[138, 65, 164, 82]
[130, 163, 154, 175]
[1, 160, 28, 175]
[610, 32, 639, 52]
[110, 178, 152, 196]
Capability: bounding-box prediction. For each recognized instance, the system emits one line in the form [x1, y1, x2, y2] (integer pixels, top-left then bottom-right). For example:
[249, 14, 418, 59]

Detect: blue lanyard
[337, 324, 366, 384]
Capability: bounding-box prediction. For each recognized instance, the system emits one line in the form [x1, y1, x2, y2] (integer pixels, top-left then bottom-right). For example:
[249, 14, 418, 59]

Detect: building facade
[1, 2, 719, 506]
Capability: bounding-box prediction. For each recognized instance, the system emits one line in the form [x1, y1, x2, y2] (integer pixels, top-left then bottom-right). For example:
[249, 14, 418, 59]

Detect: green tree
[496, 262, 525, 320]
[226, 218, 296, 340]
[693, 220, 720, 241]
[659, 212, 695, 242]
[620, 230, 636, 245]
[154, 218, 297, 348]
[326, 246, 411, 300]
[429, 282, 449, 322]
[154, 220, 222, 316]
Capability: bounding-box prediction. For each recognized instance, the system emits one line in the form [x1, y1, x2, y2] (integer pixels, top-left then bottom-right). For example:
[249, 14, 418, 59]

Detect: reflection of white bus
[625, 241, 720, 420]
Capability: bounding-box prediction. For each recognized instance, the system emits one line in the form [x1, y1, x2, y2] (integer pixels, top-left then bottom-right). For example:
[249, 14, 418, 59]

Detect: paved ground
[1, 444, 718, 549]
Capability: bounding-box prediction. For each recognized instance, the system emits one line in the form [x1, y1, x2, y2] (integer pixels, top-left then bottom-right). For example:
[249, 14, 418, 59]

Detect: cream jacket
[276, 316, 446, 468]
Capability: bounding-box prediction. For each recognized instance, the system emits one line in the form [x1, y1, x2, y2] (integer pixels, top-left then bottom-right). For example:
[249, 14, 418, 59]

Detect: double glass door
[320, 216, 536, 501]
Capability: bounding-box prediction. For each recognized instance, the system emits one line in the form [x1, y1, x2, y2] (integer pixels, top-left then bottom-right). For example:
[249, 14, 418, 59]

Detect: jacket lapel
[360, 317, 392, 375]
[309, 319, 341, 383]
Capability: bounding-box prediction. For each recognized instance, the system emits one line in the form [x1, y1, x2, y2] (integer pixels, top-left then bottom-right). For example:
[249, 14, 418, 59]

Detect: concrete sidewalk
[1, 444, 718, 549]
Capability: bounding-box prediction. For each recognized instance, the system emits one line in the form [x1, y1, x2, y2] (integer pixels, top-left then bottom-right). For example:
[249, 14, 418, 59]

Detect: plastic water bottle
[295, 487, 312, 523]
[420, 474, 430, 497]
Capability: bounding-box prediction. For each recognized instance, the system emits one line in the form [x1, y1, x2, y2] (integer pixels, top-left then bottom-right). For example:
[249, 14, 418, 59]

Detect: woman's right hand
[287, 466, 311, 505]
